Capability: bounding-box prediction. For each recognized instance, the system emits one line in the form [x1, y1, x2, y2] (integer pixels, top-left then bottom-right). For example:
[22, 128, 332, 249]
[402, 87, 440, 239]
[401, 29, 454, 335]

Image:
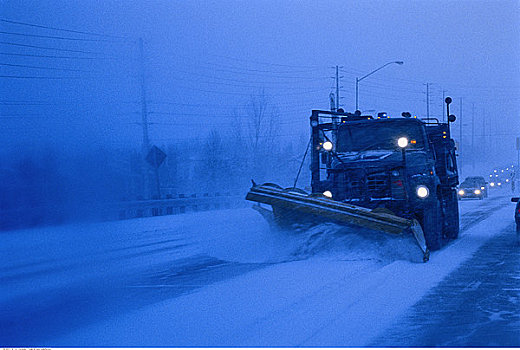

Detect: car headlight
[323, 190, 332, 198]
[458, 189, 465, 196]
[490, 182, 495, 187]
[416, 185, 429, 198]
[480, 186, 485, 190]
[474, 189, 481, 195]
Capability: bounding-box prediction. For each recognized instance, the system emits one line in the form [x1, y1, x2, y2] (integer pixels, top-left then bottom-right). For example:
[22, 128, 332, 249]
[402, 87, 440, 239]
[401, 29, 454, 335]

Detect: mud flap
[410, 219, 430, 262]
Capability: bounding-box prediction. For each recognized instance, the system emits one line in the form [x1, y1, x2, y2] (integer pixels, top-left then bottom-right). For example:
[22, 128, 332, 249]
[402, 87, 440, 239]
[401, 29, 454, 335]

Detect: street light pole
[355, 77, 359, 111]
[355, 61, 404, 110]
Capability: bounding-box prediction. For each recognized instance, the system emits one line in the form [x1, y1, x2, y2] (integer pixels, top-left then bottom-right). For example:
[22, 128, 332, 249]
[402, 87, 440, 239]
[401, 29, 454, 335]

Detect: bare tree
[243, 90, 280, 181]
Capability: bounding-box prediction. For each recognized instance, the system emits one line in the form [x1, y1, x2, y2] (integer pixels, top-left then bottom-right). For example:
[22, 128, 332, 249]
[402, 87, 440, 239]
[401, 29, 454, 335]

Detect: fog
[1, 0, 519, 229]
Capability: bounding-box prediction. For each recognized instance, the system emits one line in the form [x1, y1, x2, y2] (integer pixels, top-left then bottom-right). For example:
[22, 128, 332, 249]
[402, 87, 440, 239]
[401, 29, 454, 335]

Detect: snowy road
[1, 193, 518, 346]
[373, 217, 520, 346]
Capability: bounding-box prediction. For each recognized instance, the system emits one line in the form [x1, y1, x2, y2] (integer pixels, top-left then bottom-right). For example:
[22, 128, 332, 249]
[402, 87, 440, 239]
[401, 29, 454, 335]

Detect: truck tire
[422, 200, 444, 251]
[444, 189, 459, 240]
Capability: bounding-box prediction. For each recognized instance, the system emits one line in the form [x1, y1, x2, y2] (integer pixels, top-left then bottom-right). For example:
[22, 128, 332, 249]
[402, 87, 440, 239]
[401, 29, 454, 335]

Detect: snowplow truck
[246, 98, 460, 262]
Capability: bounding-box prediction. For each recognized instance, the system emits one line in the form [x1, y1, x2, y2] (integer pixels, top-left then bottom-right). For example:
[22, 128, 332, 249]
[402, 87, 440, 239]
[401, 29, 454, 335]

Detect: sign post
[146, 145, 167, 198]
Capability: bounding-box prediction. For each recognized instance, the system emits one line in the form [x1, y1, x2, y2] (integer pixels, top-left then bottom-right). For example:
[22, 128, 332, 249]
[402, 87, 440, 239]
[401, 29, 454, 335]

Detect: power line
[165, 84, 328, 96]
[177, 59, 327, 75]
[0, 30, 115, 42]
[0, 114, 46, 117]
[0, 99, 139, 104]
[356, 80, 425, 95]
[148, 112, 311, 118]
[163, 68, 330, 85]
[0, 75, 97, 80]
[159, 75, 327, 90]
[0, 62, 96, 72]
[203, 67, 327, 79]
[339, 67, 520, 92]
[152, 133, 306, 142]
[148, 100, 326, 109]
[1, 102, 57, 105]
[0, 52, 113, 60]
[0, 18, 129, 40]
[0, 41, 105, 54]
[340, 67, 425, 85]
[208, 53, 323, 69]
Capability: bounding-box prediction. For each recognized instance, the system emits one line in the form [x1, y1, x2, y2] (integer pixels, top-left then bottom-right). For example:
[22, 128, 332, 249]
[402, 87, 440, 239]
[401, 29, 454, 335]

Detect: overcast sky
[1, 0, 519, 172]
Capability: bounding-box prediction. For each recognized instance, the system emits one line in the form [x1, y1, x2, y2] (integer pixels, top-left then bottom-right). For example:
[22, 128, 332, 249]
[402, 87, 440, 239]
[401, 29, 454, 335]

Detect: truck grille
[367, 173, 389, 197]
[334, 170, 392, 200]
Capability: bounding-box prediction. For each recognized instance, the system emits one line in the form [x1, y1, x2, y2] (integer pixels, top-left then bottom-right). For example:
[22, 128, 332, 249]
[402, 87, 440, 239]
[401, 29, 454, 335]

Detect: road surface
[1, 192, 518, 346]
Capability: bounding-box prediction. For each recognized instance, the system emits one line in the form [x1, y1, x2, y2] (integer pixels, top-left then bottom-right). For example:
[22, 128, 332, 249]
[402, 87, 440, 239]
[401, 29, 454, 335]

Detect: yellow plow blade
[246, 183, 429, 262]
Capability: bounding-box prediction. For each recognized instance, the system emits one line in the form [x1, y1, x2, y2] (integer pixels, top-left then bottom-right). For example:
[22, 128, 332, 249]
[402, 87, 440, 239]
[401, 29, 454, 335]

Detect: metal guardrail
[0, 192, 249, 231]
[115, 193, 248, 219]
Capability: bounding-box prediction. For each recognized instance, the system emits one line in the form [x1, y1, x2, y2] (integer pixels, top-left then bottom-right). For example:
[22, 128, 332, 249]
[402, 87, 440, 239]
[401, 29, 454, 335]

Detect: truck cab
[310, 110, 459, 250]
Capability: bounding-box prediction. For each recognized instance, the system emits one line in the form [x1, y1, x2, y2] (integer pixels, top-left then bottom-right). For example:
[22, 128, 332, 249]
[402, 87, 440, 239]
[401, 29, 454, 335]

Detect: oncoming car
[458, 176, 487, 199]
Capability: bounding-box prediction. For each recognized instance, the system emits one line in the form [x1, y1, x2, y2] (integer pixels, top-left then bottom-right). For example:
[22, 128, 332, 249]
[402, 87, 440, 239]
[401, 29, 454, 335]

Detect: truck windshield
[336, 121, 426, 152]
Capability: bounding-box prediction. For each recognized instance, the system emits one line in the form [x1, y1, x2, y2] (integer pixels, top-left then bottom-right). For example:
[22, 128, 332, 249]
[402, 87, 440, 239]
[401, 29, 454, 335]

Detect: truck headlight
[322, 141, 333, 151]
[458, 189, 465, 196]
[416, 185, 429, 198]
[323, 190, 332, 198]
[474, 189, 481, 195]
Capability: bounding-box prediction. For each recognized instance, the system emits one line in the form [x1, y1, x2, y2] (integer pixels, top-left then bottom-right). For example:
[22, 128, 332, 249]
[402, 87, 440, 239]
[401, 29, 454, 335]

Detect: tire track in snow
[371, 223, 520, 346]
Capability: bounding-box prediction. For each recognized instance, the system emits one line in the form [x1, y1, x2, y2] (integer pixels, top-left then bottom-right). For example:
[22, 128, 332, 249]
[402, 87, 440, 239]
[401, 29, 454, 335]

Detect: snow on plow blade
[246, 183, 429, 262]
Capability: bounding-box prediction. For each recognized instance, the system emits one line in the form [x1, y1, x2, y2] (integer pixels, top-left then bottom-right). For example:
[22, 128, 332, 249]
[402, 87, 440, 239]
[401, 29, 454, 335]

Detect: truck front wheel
[421, 201, 444, 251]
[444, 189, 459, 240]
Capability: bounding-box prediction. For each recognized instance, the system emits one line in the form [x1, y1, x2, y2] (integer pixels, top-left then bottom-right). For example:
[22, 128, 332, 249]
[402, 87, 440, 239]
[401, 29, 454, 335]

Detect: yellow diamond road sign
[146, 145, 167, 168]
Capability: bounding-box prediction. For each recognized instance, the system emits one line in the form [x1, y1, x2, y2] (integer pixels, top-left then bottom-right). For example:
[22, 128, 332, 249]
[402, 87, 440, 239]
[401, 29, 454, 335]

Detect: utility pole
[442, 90, 448, 122]
[329, 92, 336, 112]
[482, 107, 486, 159]
[139, 37, 151, 198]
[472, 103, 475, 172]
[459, 97, 463, 177]
[335, 65, 340, 110]
[425, 83, 430, 120]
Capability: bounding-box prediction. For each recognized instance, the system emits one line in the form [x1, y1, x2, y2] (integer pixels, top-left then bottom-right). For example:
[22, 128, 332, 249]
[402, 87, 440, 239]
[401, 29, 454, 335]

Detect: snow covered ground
[1, 192, 518, 346]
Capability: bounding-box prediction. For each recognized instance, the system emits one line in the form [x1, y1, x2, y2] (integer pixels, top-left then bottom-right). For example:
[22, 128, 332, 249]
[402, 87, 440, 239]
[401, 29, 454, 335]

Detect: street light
[356, 61, 404, 110]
